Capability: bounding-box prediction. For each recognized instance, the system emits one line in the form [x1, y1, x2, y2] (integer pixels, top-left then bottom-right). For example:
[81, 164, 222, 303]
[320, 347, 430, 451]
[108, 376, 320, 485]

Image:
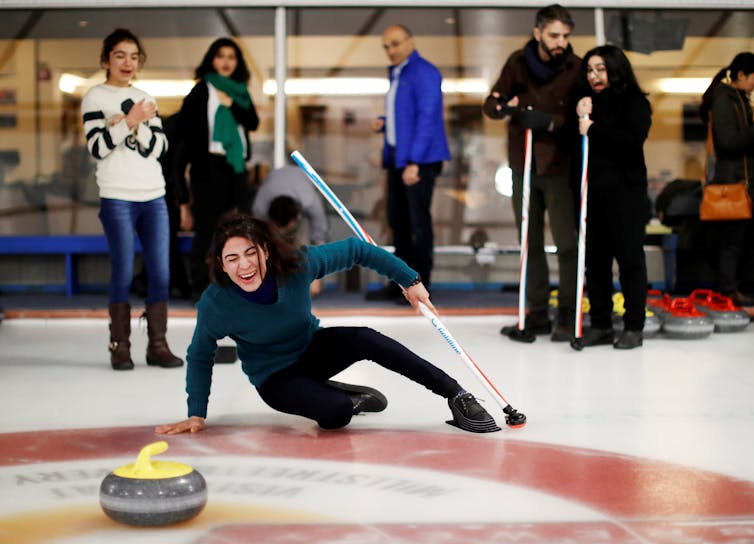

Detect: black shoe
[446, 392, 501, 433]
[500, 312, 551, 337]
[365, 284, 402, 301]
[580, 328, 615, 347]
[326, 380, 388, 414]
[614, 330, 643, 350]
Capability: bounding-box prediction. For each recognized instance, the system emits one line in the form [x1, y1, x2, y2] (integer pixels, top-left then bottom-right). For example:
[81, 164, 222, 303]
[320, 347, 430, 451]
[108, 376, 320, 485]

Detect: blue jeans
[99, 197, 169, 304]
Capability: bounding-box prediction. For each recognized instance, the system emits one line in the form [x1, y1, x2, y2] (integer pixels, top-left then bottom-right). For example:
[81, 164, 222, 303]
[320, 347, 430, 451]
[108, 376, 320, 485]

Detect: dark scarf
[523, 39, 568, 85]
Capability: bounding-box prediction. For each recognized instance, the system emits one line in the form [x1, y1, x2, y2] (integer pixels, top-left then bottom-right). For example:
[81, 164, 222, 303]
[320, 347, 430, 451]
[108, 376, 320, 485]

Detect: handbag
[699, 97, 752, 221]
[699, 179, 751, 221]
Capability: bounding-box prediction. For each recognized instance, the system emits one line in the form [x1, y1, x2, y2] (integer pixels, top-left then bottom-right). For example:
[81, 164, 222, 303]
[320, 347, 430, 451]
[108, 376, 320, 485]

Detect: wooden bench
[0, 234, 193, 296]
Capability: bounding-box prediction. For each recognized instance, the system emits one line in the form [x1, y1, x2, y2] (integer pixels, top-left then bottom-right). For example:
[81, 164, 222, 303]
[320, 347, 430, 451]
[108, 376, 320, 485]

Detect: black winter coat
[709, 84, 754, 185]
[581, 87, 652, 189]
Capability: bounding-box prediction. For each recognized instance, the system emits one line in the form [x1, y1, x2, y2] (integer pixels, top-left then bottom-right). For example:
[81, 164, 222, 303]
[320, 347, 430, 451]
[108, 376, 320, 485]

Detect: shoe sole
[326, 380, 388, 412]
[446, 399, 501, 433]
[146, 359, 184, 368]
[614, 342, 642, 349]
[501, 325, 551, 336]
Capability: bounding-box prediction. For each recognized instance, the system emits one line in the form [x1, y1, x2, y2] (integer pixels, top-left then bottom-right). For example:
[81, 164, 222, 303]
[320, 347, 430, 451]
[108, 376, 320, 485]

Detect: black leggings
[256, 327, 462, 429]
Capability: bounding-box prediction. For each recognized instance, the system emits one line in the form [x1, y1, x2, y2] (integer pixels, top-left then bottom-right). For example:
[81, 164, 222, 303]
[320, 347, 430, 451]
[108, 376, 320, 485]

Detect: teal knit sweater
[186, 237, 417, 418]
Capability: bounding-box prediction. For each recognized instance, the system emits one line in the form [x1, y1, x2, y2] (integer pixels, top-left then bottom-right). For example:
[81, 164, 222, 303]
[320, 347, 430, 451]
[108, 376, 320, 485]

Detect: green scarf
[205, 71, 252, 174]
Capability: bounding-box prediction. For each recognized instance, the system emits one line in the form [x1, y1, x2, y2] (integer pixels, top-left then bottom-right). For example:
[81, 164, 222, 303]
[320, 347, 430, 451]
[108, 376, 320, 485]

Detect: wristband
[406, 276, 422, 288]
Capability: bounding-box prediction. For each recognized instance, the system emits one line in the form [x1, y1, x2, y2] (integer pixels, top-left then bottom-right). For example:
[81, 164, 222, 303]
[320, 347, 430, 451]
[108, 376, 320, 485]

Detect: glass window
[0, 5, 752, 250]
[0, 8, 275, 235]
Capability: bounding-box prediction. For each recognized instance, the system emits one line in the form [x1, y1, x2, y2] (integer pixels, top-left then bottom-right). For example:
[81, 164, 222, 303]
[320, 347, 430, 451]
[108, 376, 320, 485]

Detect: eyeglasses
[586, 65, 607, 76]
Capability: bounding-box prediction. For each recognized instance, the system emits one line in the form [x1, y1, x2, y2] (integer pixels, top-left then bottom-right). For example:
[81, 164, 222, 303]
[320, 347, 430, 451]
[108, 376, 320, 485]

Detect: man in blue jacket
[367, 24, 450, 301]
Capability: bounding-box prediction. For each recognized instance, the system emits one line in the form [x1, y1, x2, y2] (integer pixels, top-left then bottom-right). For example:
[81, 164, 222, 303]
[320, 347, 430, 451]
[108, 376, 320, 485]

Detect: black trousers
[189, 155, 250, 294]
[586, 183, 648, 331]
[710, 219, 748, 294]
[256, 327, 461, 429]
[386, 160, 442, 287]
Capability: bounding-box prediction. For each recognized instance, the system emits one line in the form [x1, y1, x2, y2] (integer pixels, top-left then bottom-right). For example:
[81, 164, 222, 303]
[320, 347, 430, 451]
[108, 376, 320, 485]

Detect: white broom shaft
[575, 133, 589, 337]
[518, 128, 533, 330]
[290, 150, 513, 409]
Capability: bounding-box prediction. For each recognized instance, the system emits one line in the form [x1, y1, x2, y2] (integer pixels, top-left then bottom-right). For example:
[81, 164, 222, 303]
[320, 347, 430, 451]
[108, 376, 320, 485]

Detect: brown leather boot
[108, 302, 134, 370]
[144, 301, 184, 368]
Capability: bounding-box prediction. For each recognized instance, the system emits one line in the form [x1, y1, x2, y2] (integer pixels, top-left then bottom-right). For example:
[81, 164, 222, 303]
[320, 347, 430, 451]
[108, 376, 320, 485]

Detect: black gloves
[518, 109, 552, 131]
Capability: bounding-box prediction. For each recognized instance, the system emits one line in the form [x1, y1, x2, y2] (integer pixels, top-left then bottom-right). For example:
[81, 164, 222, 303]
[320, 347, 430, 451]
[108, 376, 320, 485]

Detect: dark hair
[582, 44, 646, 96]
[209, 211, 301, 286]
[268, 195, 302, 228]
[728, 51, 754, 79]
[535, 4, 574, 30]
[194, 38, 250, 83]
[700, 52, 754, 124]
[100, 28, 146, 76]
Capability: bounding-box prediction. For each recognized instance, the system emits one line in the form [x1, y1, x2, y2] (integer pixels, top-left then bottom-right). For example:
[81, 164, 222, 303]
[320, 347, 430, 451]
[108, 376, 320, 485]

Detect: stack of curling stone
[100, 441, 207, 526]
[661, 297, 715, 339]
[690, 289, 750, 333]
[611, 292, 661, 338]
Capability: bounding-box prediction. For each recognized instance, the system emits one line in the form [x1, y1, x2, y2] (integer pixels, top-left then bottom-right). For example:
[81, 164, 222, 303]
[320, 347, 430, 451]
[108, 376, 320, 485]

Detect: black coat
[172, 81, 259, 203]
[582, 87, 651, 189]
[709, 84, 754, 185]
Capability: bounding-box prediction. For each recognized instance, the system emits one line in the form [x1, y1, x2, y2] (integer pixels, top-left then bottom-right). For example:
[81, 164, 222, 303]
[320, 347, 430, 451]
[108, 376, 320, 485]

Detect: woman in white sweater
[82, 28, 182, 371]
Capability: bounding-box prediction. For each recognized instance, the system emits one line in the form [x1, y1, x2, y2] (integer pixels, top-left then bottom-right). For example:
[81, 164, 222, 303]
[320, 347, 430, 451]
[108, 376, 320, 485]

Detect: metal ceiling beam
[1, 1, 751, 9]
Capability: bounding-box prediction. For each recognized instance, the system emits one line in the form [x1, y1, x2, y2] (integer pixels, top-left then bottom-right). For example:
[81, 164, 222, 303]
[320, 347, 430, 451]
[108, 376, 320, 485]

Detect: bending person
[156, 212, 499, 435]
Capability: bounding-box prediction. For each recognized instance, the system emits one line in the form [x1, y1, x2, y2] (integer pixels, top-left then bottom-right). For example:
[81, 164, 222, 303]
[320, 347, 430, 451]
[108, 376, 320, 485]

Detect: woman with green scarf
[173, 37, 259, 301]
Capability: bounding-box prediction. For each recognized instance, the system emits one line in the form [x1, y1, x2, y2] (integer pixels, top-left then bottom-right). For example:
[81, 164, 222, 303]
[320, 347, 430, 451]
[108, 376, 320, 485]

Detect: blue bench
[0, 234, 193, 296]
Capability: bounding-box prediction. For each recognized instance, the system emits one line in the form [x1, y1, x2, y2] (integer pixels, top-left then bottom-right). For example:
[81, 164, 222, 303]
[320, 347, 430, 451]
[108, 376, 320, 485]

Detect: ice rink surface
[2, 313, 754, 543]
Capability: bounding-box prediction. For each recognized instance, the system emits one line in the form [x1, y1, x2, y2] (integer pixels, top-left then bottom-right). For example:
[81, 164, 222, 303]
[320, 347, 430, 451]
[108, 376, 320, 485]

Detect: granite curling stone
[100, 440, 207, 526]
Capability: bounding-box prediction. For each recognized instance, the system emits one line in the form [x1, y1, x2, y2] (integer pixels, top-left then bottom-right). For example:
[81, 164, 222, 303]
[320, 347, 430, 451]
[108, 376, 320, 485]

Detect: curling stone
[691, 290, 750, 333]
[100, 441, 207, 526]
[611, 292, 661, 337]
[662, 298, 714, 339]
[646, 290, 671, 318]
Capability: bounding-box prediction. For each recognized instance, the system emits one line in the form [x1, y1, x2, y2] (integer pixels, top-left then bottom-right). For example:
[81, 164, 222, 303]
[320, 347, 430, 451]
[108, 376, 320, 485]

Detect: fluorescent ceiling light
[263, 77, 489, 96]
[58, 73, 88, 94]
[132, 80, 195, 97]
[441, 78, 488, 94]
[61, 73, 490, 98]
[59, 72, 195, 97]
[657, 77, 712, 94]
[263, 77, 388, 96]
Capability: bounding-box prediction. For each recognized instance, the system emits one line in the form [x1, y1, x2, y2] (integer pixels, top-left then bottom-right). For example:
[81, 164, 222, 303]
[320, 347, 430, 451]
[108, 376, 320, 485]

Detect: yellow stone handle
[134, 441, 169, 474]
[113, 441, 193, 479]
